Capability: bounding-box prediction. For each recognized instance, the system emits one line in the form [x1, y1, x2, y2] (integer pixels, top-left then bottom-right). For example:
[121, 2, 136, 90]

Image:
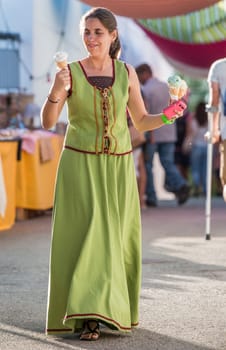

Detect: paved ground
[0, 196, 226, 350]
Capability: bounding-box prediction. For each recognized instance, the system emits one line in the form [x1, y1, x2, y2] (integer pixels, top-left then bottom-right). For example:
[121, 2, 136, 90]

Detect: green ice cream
[167, 75, 182, 87]
[168, 75, 182, 100]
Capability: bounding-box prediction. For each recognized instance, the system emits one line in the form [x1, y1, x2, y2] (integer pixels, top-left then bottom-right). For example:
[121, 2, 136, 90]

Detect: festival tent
[81, 0, 219, 19]
[137, 1, 226, 77]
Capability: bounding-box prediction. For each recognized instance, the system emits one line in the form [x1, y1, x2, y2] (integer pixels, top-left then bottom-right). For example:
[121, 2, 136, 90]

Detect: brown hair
[194, 101, 208, 127]
[135, 63, 152, 76]
[80, 7, 121, 59]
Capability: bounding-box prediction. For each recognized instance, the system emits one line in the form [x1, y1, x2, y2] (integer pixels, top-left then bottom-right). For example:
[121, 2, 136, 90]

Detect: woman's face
[83, 17, 116, 58]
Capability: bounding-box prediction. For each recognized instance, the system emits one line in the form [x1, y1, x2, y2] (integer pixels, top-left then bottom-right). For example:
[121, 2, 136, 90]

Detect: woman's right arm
[40, 68, 71, 129]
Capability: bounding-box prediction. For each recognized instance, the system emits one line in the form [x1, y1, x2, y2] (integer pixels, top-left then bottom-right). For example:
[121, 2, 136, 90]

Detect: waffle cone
[169, 86, 180, 100]
[56, 60, 67, 69]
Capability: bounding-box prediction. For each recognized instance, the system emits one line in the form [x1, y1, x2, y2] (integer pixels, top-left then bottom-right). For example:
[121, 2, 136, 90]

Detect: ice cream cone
[167, 75, 182, 100]
[178, 80, 188, 99]
[56, 60, 67, 69]
[169, 86, 180, 100]
[54, 51, 68, 70]
[53, 51, 70, 91]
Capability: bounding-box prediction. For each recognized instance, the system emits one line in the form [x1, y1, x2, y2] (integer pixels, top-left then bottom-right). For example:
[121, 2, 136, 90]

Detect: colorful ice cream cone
[178, 80, 188, 99]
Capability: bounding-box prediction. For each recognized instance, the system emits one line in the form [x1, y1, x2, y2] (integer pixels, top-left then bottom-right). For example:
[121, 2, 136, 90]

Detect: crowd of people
[133, 64, 222, 208]
[135, 63, 190, 207]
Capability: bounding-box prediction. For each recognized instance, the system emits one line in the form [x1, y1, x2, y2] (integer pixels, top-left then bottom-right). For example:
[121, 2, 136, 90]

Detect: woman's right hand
[204, 129, 220, 144]
[53, 68, 71, 94]
[41, 68, 70, 130]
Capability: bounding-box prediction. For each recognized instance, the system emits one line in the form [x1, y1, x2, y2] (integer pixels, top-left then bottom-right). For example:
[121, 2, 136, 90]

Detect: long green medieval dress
[46, 59, 141, 335]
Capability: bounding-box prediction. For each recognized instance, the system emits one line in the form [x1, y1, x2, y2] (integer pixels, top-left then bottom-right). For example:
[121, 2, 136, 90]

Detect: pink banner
[138, 23, 226, 69]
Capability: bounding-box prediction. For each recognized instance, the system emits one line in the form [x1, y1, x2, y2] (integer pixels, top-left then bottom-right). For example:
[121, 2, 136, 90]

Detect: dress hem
[46, 313, 139, 335]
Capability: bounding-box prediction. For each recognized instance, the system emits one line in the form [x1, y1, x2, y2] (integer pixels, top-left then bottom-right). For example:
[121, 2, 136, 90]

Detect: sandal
[80, 320, 100, 341]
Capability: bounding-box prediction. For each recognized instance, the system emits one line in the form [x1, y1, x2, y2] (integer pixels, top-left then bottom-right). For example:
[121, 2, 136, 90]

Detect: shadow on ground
[0, 324, 219, 350]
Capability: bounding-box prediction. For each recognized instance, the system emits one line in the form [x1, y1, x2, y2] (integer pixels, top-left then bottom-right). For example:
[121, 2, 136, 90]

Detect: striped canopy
[137, 0, 226, 76]
[139, 1, 226, 43]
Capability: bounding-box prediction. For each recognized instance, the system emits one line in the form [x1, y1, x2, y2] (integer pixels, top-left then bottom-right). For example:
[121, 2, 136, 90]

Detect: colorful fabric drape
[137, 0, 226, 76]
[81, 0, 219, 19]
[139, 1, 226, 43]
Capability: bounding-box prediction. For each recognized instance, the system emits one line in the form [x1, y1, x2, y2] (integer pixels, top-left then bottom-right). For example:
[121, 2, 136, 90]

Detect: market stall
[16, 131, 64, 212]
[0, 130, 64, 230]
[0, 138, 20, 230]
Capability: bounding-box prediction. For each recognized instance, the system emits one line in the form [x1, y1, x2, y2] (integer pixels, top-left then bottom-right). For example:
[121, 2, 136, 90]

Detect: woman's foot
[80, 320, 100, 341]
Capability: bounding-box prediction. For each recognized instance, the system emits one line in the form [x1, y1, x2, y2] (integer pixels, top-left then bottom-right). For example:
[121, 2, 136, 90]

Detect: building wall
[117, 16, 173, 80]
[32, 0, 87, 110]
[0, 0, 87, 121]
[0, 0, 33, 92]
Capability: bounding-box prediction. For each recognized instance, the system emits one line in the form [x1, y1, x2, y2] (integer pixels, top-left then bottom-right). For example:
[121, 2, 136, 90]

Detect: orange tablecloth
[0, 140, 18, 231]
[16, 134, 64, 210]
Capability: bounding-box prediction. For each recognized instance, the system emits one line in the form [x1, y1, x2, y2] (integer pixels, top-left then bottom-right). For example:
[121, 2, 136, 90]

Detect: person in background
[41, 7, 186, 341]
[132, 144, 147, 209]
[128, 101, 147, 209]
[207, 58, 226, 202]
[189, 102, 208, 196]
[174, 105, 192, 181]
[22, 102, 41, 129]
[136, 63, 190, 206]
[212, 142, 222, 196]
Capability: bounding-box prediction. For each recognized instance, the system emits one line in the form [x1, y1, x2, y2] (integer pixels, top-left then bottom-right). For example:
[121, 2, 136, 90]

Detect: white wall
[0, 0, 33, 91]
[0, 0, 87, 121]
[32, 0, 87, 111]
[117, 16, 174, 81]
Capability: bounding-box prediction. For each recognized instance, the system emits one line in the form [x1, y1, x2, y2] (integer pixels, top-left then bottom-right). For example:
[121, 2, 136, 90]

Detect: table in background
[16, 134, 64, 214]
[0, 139, 19, 231]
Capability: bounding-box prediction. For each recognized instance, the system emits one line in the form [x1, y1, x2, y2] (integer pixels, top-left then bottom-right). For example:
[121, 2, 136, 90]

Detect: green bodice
[64, 59, 132, 155]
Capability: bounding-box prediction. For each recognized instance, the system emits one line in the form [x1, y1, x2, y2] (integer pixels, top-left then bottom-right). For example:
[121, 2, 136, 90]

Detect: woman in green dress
[41, 6, 185, 341]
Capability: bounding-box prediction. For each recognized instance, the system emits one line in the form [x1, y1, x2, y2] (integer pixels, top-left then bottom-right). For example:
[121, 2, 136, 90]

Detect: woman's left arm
[127, 64, 177, 132]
